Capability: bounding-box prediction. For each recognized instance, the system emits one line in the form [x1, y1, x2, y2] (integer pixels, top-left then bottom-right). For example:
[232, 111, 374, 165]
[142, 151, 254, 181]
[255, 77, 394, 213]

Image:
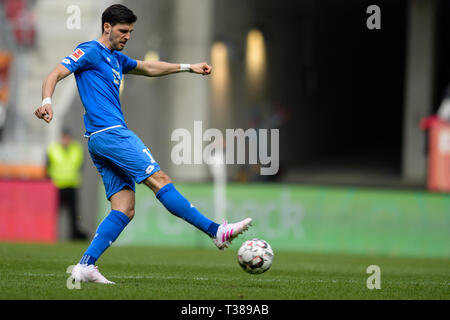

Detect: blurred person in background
[35, 4, 252, 284]
[46, 128, 87, 240]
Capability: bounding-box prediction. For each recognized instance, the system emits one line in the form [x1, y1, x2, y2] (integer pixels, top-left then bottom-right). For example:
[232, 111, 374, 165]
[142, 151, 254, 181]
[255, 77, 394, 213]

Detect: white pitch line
[15, 273, 450, 286]
[23, 272, 57, 277]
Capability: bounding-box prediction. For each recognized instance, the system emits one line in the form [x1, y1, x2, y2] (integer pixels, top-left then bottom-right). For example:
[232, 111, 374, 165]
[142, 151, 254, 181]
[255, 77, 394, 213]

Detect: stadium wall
[98, 182, 450, 259]
[0, 179, 58, 243]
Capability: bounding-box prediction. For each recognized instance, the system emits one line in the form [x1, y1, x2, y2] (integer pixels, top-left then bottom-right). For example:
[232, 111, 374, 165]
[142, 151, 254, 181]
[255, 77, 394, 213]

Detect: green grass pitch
[0, 242, 448, 300]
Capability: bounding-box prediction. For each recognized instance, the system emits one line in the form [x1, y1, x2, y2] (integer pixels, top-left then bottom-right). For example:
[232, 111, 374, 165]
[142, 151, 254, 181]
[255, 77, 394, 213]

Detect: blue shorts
[87, 126, 161, 200]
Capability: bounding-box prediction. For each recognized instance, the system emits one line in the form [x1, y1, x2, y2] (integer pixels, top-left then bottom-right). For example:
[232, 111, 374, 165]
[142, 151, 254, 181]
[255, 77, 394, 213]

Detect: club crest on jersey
[69, 48, 85, 62]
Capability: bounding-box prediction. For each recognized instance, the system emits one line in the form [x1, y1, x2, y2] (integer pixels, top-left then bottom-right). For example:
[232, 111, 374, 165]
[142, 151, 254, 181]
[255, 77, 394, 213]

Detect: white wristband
[180, 64, 190, 72]
[42, 97, 51, 106]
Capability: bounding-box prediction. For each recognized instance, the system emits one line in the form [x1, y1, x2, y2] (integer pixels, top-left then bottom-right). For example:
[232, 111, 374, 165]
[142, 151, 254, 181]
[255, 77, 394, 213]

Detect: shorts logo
[69, 48, 85, 62]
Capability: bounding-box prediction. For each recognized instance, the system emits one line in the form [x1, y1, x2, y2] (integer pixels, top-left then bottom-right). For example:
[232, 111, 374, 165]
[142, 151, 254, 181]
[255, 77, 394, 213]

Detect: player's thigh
[89, 128, 161, 184]
[88, 147, 136, 206]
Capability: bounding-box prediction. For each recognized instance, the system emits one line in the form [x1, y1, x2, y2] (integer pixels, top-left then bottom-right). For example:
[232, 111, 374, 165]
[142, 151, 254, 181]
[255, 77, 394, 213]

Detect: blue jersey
[60, 40, 137, 136]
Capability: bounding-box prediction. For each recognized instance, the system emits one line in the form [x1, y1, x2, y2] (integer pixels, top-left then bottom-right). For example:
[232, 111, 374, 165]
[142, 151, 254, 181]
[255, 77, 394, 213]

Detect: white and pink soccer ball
[237, 238, 274, 274]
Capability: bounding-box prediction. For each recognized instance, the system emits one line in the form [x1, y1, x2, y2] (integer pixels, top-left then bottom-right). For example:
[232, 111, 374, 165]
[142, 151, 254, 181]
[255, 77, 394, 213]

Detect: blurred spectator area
[0, 0, 447, 189]
[0, 51, 12, 138]
[2, 0, 36, 47]
[0, 0, 107, 181]
[0, 51, 12, 106]
[0, 0, 49, 182]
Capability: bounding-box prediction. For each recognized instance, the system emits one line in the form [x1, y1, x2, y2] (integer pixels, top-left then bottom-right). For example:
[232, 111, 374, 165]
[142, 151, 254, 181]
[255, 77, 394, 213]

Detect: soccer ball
[237, 238, 274, 274]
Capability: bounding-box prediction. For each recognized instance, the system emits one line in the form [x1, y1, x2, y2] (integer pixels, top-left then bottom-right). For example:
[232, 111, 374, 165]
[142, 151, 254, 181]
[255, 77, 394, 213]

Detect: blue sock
[156, 183, 219, 237]
[79, 210, 130, 265]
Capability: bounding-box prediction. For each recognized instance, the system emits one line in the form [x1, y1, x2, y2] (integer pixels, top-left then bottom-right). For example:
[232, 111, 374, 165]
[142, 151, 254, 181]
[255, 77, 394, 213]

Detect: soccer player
[34, 4, 252, 284]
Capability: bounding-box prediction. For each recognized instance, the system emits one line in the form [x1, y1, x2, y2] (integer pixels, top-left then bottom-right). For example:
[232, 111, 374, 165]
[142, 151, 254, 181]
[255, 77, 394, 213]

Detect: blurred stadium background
[0, 0, 449, 261]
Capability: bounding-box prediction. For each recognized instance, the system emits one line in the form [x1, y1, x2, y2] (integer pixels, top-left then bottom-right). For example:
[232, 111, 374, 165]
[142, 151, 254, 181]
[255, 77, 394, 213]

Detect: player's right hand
[35, 104, 53, 123]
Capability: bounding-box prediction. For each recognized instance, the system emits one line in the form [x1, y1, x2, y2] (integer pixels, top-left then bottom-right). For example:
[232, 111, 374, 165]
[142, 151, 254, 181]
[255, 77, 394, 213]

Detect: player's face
[108, 23, 134, 51]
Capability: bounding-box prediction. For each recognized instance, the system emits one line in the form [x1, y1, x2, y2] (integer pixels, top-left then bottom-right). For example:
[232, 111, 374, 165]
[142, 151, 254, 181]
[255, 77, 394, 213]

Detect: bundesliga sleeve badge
[69, 48, 85, 62]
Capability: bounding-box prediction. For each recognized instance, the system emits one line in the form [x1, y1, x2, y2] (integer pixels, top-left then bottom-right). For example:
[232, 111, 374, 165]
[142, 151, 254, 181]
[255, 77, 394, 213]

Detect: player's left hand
[190, 62, 212, 75]
[35, 104, 53, 124]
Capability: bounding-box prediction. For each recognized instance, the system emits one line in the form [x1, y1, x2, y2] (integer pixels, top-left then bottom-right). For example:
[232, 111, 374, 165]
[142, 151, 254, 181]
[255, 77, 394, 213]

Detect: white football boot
[213, 218, 252, 250]
[71, 263, 115, 284]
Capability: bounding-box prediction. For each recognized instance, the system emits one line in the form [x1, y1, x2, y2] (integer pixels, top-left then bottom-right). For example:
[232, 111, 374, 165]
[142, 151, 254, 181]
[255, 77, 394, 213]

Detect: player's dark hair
[102, 4, 137, 33]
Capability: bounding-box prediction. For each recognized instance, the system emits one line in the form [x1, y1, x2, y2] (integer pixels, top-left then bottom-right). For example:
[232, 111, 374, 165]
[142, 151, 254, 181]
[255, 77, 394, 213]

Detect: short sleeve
[116, 51, 137, 74]
[60, 43, 99, 73]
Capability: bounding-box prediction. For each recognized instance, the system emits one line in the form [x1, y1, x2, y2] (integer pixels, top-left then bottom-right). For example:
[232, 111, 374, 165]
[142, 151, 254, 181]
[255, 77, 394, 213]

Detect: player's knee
[123, 207, 135, 220]
[125, 208, 134, 220]
[158, 171, 172, 186]
[113, 203, 135, 220]
[144, 170, 172, 193]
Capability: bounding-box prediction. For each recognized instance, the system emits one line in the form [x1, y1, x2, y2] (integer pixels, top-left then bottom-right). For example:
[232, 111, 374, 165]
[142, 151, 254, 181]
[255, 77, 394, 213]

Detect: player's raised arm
[34, 64, 72, 124]
[128, 60, 212, 77]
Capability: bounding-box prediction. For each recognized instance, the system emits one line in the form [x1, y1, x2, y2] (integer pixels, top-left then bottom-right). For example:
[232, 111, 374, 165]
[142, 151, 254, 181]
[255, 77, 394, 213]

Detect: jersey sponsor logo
[62, 58, 71, 65]
[69, 48, 85, 62]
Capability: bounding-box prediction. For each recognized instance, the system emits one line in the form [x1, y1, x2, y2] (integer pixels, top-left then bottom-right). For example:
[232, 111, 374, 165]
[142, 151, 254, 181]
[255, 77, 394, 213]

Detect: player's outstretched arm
[34, 64, 71, 124]
[129, 60, 212, 77]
